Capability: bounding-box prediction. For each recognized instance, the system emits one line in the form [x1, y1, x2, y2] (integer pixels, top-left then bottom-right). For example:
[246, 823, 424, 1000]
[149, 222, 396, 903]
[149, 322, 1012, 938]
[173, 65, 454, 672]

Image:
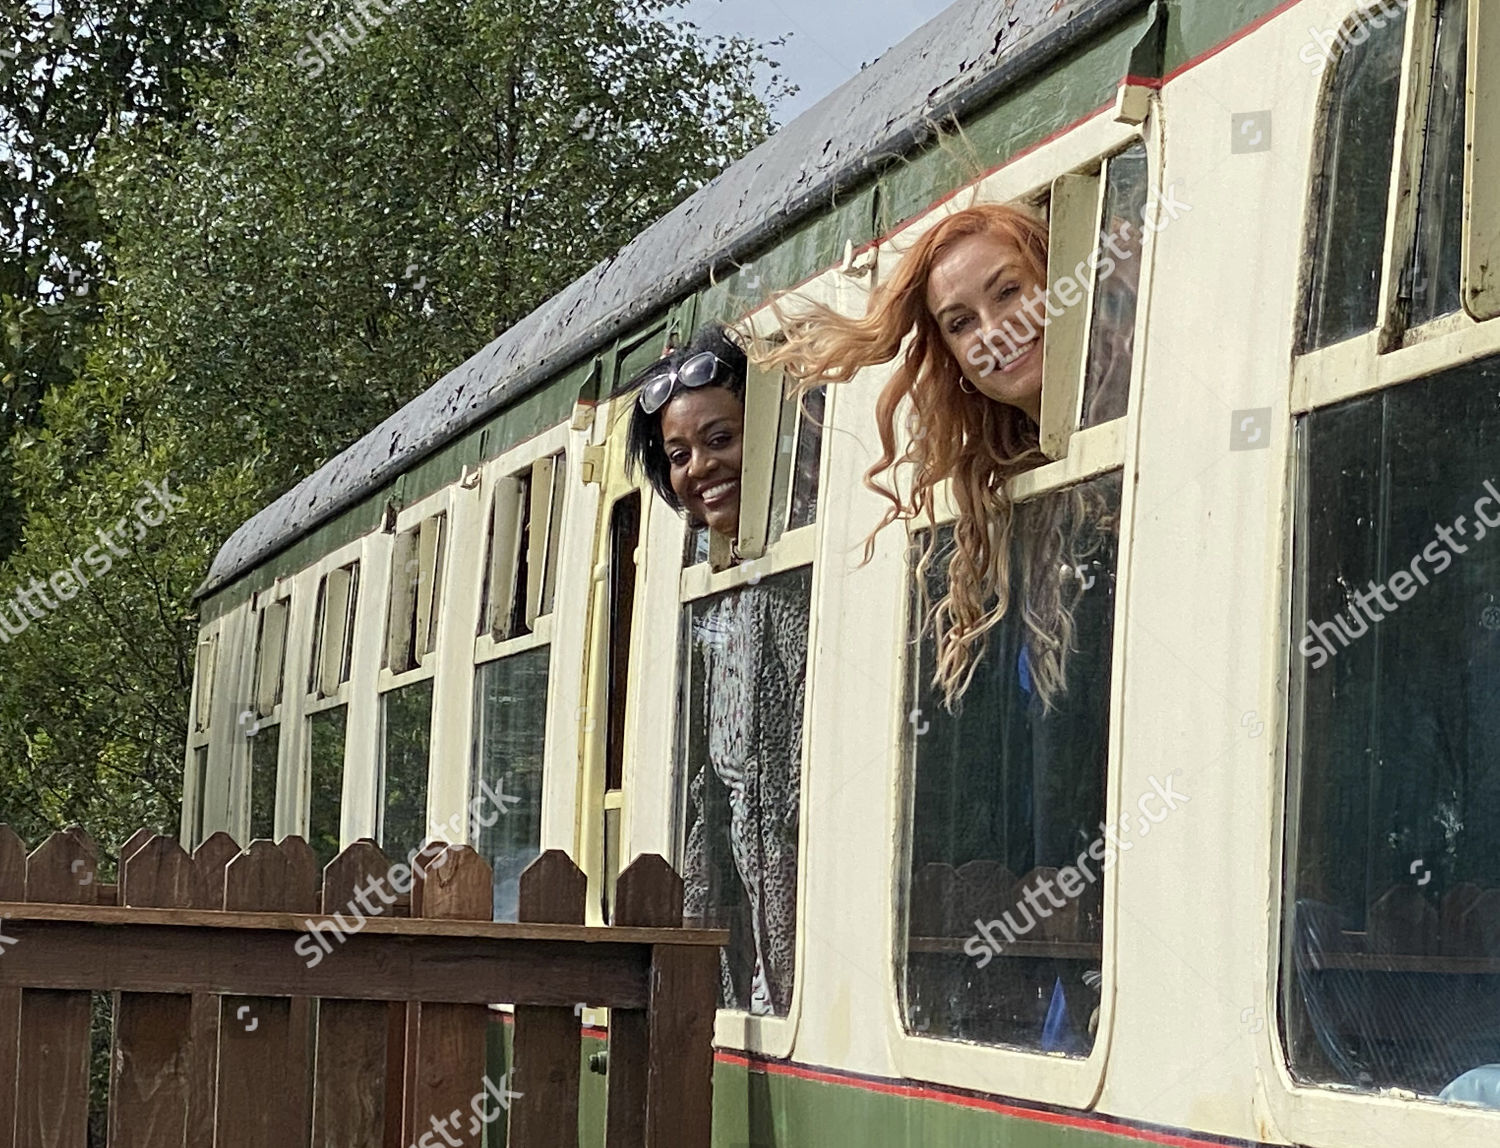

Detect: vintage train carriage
[187, 0, 1500, 1144]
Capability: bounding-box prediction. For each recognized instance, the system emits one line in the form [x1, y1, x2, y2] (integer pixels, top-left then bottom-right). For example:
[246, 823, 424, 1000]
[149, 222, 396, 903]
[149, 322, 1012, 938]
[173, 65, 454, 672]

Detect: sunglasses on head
[637, 351, 734, 416]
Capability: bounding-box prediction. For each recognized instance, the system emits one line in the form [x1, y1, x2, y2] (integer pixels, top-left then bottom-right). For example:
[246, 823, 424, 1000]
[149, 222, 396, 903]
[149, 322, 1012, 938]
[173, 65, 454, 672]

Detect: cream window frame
[380, 497, 453, 690]
[477, 446, 569, 653]
[877, 102, 1159, 1111]
[1266, 4, 1500, 1143]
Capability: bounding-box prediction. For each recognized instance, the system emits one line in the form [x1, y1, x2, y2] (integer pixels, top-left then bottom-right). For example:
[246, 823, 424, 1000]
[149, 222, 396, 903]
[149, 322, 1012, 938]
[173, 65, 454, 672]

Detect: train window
[1080, 142, 1148, 428]
[309, 562, 358, 699]
[471, 646, 548, 922]
[189, 746, 209, 847]
[732, 365, 825, 565]
[306, 707, 346, 870]
[193, 633, 218, 733]
[252, 597, 290, 719]
[248, 729, 279, 842]
[1283, 353, 1500, 1102]
[1039, 141, 1149, 457]
[1300, 5, 1406, 352]
[900, 470, 1121, 1054]
[385, 513, 446, 673]
[379, 677, 434, 863]
[482, 452, 566, 641]
[677, 564, 813, 1016]
[1408, 0, 1467, 327]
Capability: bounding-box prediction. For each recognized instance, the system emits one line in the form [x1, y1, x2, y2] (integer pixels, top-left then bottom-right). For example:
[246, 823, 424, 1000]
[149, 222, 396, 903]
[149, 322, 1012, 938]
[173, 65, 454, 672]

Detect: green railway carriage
[187, 0, 1500, 1143]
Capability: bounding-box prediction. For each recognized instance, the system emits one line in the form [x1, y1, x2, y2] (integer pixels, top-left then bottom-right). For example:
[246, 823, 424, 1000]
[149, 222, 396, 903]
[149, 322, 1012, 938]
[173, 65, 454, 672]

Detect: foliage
[0, 0, 785, 848]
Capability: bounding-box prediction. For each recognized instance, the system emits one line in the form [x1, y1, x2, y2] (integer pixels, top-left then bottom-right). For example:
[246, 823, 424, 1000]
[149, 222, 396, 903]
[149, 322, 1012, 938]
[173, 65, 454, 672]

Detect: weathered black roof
[200, 0, 1139, 598]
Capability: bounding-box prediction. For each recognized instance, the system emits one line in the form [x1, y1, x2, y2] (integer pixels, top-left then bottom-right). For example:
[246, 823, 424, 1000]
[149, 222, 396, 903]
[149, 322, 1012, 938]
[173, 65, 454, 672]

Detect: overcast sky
[677, 0, 959, 125]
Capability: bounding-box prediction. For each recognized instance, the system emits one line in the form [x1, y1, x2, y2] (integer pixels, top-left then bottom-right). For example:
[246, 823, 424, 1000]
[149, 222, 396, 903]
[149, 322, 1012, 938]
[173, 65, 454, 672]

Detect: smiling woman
[625, 322, 813, 1015]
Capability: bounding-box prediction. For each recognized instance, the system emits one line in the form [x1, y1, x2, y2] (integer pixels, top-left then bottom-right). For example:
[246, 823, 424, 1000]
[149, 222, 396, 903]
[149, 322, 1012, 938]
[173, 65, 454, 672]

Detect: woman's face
[926, 231, 1046, 422]
[660, 386, 745, 537]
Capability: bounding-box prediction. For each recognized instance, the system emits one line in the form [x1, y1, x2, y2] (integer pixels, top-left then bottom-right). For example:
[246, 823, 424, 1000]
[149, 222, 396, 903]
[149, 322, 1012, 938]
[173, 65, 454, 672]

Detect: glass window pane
[472, 649, 548, 923]
[249, 730, 279, 843]
[1081, 143, 1148, 427]
[1284, 354, 1500, 1100]
[380, 679, 433, 863]
[1301, 8, 1407, 352]
[1408, 0, 1467, 327]
[678, 566, 812, 1016]
[788, 387, 826, 531]
[308, 707, 347, 871]
[191, 746, 209, 847]
[901, 470, 1121, 1054]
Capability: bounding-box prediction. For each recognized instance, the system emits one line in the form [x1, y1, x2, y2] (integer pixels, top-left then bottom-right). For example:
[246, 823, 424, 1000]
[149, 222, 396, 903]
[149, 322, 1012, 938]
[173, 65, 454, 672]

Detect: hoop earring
[959, 377, 978, 395]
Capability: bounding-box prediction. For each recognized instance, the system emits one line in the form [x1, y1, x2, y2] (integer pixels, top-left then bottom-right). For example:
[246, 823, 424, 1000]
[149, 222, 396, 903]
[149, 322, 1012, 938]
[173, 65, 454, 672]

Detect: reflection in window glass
[249, 730, 279, 842]
[380, 679, 433, 863]
[1284, 355, 1500, 1100]
[1301, 8, 1406, 352]
[678, 566, 812, 1016]
[787, 387, 825, 532]
[308, 707, 347, 870]
[1408, 0, 1467, 328]
[1081, 143, 1147, 427]
[191, 746, 209, 846]
[901, 471, 1121, 1054]
[472, 649, 548, 923]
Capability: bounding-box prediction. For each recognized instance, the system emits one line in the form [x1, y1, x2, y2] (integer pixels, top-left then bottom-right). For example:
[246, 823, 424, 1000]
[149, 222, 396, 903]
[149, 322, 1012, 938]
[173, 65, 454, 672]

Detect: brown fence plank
[185, 833, 239, 1147]
[0, 826, 26, 1148]
[406, 846, 492, 1148]
[398, 842, 446, 1147]
[606, 856, 684, 1148]
[509, 851, 587, 1148]
[215, 840, 317, 1148]
[643, 944, 717, 1148]
[108, 836, 203, 1148]
[311, 842, 394, 1148]
[17, 829, 97, 1148]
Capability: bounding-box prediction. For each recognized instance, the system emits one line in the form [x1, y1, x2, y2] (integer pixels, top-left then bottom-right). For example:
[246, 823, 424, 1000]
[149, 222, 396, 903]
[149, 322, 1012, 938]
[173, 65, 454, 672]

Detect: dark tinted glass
[472, 648, 548, 923]
[678, 566, 812, 1016]
[249, 730, 279, 843]
[1284, 355, 1500, 1101]
[901, 471, 1121, 1054]
[380, 679, 433, 863]
[1301, 10, 1407, 351]
[1408, 0, 1467, 327]
[1081, 143, 1148, 427]
[308, 707, 347, 870]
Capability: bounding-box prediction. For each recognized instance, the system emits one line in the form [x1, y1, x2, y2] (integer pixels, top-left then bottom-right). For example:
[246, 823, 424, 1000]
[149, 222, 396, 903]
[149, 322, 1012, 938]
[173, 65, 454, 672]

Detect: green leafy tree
[0, 0, 786, 845]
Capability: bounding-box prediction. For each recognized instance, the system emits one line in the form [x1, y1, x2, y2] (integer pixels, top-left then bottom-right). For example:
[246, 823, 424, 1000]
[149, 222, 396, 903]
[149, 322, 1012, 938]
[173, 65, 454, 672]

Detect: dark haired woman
[626, 323, 810, 1017]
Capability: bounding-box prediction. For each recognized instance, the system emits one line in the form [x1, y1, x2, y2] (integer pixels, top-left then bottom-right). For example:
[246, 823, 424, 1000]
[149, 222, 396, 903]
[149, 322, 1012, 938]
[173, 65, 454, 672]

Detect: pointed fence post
[508, 850, 587, 1148]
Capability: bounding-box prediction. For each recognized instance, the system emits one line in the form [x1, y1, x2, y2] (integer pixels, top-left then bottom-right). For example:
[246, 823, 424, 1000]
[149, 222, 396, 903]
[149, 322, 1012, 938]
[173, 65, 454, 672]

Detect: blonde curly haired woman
[760, 201, 1119, 715]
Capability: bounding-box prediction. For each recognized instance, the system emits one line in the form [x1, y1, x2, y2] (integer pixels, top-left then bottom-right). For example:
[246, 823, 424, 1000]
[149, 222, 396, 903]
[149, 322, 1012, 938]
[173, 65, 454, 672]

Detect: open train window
[470, 446, 565, 921]
[247, 594, 290, 842]
[1283, 353, 1500, 1103]
[899, 470, 1121, 1055]
[1039, 139, 1150, 459]
[384, 512, 446, 673]
[480, 452, 566, 641]
[1299, 0, 1492, 354]
[308, 562, 358, 699]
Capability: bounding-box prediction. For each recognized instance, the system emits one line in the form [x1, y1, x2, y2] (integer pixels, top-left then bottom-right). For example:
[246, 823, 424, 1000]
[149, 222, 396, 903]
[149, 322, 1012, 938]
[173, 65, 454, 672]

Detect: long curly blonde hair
[757, 202, 1084, 708]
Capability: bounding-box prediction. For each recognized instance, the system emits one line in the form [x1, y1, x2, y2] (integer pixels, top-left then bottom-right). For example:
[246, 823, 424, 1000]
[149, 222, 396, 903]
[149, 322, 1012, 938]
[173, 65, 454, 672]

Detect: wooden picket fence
[0, 827, 723, 1148]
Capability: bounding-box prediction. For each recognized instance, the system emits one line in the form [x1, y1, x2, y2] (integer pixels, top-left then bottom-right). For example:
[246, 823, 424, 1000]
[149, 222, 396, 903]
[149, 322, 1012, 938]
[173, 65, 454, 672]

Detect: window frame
[877, 104, 1158, 1108]
[243, 583, 293, 844]
[1268, 2, 1500, 1141]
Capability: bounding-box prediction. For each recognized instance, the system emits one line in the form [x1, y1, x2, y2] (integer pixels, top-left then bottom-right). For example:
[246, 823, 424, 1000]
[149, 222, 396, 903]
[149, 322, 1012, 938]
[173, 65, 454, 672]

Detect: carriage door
[577, 329, 664, 923]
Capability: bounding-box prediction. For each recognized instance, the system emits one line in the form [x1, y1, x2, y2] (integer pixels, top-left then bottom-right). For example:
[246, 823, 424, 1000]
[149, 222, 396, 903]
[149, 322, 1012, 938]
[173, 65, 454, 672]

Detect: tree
[0, 0, 787, 844]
